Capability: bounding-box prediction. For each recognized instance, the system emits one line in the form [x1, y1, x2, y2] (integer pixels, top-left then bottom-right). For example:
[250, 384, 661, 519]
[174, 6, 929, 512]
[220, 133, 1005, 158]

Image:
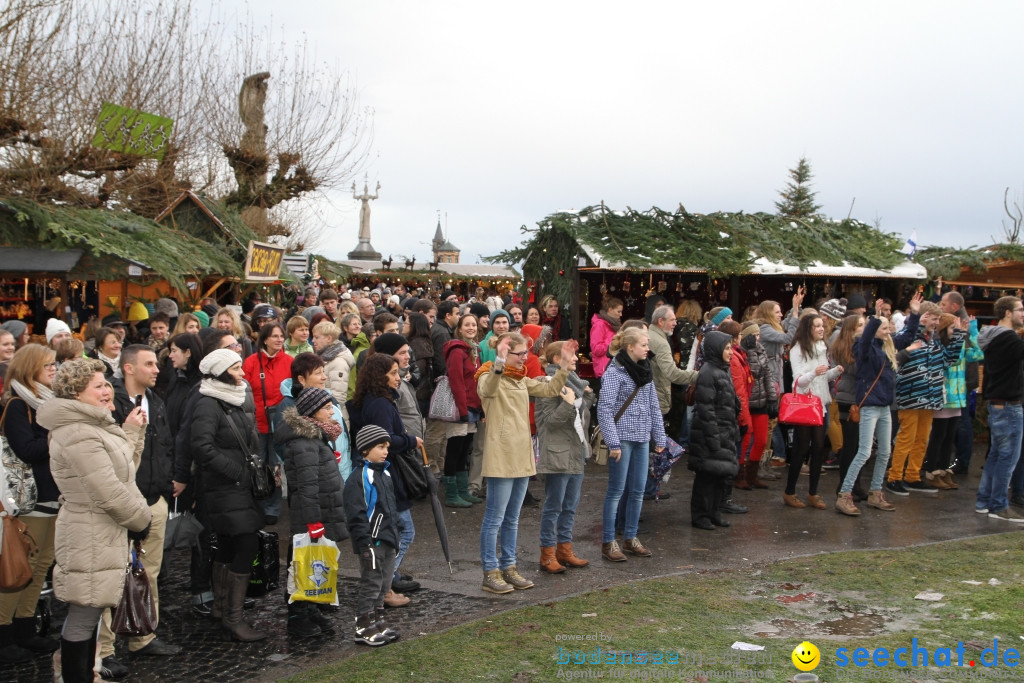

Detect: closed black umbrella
[420, 443, 453, 574]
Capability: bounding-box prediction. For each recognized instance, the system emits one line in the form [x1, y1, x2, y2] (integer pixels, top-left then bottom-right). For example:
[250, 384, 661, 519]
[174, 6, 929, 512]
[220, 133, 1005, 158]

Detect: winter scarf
[597, 313, 621, 333]
[10, 379, 53, 411]
[474, 360, 528, 382]
[303, 416, 344, 442]
[199, 377, 247, 406]
[613, 348, 653, 388]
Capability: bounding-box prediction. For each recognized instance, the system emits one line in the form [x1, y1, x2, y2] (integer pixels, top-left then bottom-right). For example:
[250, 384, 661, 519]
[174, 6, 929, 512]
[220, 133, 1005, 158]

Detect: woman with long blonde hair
[836, 294, 923, 515]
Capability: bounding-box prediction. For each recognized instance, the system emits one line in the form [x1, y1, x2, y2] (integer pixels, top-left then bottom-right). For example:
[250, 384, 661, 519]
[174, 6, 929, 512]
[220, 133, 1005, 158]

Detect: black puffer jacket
[343, 459, 400, 554]
[688, 331, 740, 477]
[112, 380, 174, 505]
[275, 406, 348, 542]
[190, 394, 264, 536]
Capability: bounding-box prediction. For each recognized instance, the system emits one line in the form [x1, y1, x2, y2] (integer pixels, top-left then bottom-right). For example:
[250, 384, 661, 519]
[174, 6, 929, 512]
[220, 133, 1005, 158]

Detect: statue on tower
[347, 179, 382, 260]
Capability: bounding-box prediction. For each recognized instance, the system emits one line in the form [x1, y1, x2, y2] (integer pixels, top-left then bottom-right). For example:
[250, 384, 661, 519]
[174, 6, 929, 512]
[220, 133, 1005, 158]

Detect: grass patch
[289, 533, 1024, 682]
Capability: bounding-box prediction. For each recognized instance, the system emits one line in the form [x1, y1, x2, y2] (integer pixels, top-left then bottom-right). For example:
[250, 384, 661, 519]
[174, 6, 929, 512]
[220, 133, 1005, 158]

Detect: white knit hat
[45, 318, 72, 343]
[199, 348, 242, 377]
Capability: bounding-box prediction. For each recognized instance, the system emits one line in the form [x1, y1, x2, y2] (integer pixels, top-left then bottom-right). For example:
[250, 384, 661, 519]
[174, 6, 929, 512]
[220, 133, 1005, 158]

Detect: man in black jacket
[97, 345, 180, 679]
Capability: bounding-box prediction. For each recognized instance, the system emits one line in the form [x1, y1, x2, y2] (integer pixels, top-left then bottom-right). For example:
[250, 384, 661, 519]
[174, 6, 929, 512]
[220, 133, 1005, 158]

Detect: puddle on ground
[750, 585, 904, 639]
[751, 612, 885, 638]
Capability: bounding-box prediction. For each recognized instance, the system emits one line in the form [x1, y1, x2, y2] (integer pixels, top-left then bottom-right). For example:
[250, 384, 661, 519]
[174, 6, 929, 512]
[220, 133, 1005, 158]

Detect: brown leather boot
[222, 571, 267, 642]
[539, 546, 566, 574]
[747, 461, 769, 489]
[555, 542, 589, 568]
[601, 541, 627, 562]
[805, 494, 827, 510]
[733, 463, 752, 490]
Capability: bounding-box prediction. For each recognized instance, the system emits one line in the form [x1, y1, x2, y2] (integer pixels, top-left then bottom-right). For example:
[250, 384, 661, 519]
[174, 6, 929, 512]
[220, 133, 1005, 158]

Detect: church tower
[431, 218, 460, 264]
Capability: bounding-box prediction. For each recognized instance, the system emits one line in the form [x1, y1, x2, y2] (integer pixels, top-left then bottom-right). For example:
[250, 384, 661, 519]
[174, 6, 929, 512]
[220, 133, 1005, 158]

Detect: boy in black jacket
[343, 424, 401, 646]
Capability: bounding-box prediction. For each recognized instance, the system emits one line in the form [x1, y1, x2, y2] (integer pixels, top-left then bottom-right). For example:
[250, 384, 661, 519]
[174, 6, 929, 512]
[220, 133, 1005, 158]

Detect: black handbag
[247, 529, 280, 597]
[111, 545, 157, 637]
[223, 405, 275, 500]
[391, 449, 429, 500]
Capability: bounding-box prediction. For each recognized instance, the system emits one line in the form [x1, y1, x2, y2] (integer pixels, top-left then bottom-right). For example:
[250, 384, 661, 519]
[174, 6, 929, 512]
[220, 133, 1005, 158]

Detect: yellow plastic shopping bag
[287, 532, 341, 605]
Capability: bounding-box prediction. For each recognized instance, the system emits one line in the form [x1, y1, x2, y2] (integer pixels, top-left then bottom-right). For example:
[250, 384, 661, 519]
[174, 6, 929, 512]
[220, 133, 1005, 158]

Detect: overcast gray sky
[249, 1, 1024, 265]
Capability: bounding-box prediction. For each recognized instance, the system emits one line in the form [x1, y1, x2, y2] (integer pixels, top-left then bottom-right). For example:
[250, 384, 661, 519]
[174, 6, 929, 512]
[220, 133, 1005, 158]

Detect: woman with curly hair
[347, 353, 422, 607]
[36, 358, 151, 678]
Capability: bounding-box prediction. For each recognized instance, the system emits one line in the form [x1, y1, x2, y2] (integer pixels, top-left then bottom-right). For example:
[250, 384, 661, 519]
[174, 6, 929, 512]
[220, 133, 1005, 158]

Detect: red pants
[741, 413, 769, 463]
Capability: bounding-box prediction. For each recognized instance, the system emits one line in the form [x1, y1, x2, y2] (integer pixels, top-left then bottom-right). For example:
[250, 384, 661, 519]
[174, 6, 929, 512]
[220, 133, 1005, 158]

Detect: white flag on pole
[900, 230, 917, 257]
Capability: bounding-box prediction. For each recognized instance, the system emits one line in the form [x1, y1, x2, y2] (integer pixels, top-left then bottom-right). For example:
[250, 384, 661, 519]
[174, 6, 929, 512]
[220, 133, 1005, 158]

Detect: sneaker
[884, 480, 909, 497]
[822, 455, 840, 470]
[975, 506, 990, 514]
[988, 508, 1024, 523]
[800, 464, 810, 475]
[720, 499, 748, 514]
[905, 479, 938, 493]
[354, 612, 388, 647]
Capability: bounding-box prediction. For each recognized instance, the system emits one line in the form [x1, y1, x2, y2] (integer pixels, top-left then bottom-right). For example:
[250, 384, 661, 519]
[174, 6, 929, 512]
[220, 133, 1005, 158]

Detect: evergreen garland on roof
[916, 243, 1024, 280]
[0, 198, 240, 292]
[488, 203, 906, 277]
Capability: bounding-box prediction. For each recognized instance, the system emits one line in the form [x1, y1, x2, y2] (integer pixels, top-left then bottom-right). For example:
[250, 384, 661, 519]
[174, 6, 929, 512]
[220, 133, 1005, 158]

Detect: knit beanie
[295, 386, 333, 417]
[201, 303, 220, 320]
[194, 310, 210, 328]
[1, 320, 27, 339]
[469, 302, 490, 320]
[820, 298, 848, 321]
[355, 424, 391, 453]
[154, 298, 179, 319]
[45, 318, 72, 343]
[301, 306, 326, 323]
[373, 332, 409, 357]
[711, 307, 733, 326]
[739, 322, 760, 339]
[846, 293, 868, 311]
[489, 309, 512, 327]
[199, 348, 241, 377]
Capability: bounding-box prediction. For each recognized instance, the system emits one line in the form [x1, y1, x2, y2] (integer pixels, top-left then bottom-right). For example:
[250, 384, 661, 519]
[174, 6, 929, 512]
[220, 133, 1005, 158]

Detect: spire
[432, 217, 444, 250]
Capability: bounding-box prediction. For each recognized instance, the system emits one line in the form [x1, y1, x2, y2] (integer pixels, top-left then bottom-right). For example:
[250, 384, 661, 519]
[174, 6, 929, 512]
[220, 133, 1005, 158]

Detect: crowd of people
[1, 276, 1022, 678]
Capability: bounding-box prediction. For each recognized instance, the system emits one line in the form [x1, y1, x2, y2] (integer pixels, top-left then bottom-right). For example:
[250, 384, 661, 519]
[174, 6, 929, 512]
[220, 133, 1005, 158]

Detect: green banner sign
[92, 102, 173, 160]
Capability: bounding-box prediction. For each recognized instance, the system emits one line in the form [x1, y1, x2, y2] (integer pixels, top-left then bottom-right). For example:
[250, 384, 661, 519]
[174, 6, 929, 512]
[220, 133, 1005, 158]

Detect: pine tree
[775, 156, 822, 218]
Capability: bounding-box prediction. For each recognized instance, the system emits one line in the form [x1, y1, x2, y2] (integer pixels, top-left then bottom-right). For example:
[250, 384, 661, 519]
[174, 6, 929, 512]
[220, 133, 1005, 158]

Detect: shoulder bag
[0, 398, 37, 514]
[428, 375, 460, 422]
[223, 405, 275, 500]
[848, 363, 885, 423]
[591, 375, 643, 464]
[778, 385, 824, 427]
[111, 544, 156, 637]
[0, 499, 36, 590]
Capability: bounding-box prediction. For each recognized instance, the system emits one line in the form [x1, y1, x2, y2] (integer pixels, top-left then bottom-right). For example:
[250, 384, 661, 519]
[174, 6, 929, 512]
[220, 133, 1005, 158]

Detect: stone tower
[431, 218, 460, 264]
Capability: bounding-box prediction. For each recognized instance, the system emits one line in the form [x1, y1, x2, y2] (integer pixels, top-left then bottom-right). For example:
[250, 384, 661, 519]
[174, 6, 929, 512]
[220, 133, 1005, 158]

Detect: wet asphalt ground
[4, 442, 1018, 682]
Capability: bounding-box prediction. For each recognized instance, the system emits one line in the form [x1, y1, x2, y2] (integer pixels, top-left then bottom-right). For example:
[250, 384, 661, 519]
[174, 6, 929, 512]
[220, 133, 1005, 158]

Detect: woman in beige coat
[36, 358, 151, 683]
[475, 332, 575, 595]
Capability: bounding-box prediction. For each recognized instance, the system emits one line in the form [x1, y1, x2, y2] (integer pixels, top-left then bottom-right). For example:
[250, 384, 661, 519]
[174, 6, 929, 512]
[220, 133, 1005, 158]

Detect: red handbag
[778, 389, 824, 427]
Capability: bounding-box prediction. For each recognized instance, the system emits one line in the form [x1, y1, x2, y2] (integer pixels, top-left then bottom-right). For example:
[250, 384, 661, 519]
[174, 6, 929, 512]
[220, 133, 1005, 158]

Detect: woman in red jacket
[242, 322, 292, 524]
[442, 314, 483, 507]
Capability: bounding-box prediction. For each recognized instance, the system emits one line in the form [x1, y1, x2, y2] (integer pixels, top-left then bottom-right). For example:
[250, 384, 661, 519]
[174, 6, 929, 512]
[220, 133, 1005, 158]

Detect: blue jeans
[540, 473, 584, 547]
[258, 432, 282, 518]
[677, 405, 693, 447]
[840, 405, 892, 494]
[977, 403, 1023, 513]
[393, 508, 415, 580]
[480, 477, 528, 571]
[602, 441, 649, 543]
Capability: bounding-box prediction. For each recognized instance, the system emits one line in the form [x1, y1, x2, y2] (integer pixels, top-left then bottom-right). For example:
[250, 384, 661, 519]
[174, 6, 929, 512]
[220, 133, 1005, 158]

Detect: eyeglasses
[508, 350, 529, 358]
[43, 362, 57, 370]
[227, 342, 242, 350]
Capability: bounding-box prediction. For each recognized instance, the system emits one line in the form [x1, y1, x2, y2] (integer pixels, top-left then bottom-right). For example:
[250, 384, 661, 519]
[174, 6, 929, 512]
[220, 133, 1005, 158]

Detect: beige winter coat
[477, 366, 568, 478]
[36, 398, 152, 608]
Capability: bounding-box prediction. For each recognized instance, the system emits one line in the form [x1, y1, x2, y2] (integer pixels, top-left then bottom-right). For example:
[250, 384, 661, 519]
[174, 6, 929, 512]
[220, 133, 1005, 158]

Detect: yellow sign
[244, 241, 284, 282]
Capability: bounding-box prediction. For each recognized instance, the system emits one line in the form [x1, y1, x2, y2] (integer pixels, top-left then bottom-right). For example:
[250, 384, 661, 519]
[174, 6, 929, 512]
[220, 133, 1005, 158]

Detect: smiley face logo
[791, 641, 820, 671]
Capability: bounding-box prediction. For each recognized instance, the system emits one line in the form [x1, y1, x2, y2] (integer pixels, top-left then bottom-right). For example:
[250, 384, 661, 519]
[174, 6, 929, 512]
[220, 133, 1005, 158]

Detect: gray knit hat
[1, 320, 27, 338]
[154, 298, 179, 319]
[295, 387, 333, 417]
[355, 424, 390, 453]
